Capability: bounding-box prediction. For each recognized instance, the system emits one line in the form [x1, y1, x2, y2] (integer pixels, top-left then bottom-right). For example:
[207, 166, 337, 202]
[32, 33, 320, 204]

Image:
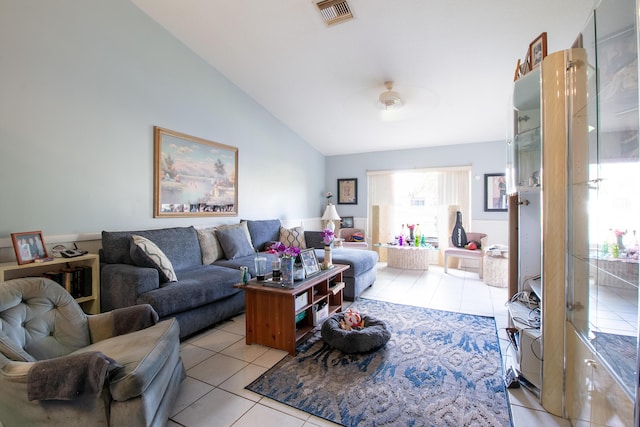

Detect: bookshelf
[0, 254, 100, 314]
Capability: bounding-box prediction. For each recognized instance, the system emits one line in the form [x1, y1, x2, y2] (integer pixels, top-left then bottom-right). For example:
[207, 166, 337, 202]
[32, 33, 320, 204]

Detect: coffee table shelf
[235, 264, 348, 355]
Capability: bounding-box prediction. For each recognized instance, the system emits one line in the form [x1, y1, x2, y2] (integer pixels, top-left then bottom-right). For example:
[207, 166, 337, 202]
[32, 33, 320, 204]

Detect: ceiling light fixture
[378, 81, 403, 110]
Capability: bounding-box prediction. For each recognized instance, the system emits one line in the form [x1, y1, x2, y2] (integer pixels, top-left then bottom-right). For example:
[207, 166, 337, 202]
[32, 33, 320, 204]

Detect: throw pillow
[197, 227, 223, 264]
[280, 226, 306, 249]
[130, 235, 178, 283]
[352, 232, 365, 242]
[245, 219, 282, 251]
[215, 226, 255, 260]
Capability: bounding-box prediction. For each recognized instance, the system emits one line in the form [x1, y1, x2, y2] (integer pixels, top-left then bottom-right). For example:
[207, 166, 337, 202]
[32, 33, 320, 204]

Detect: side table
[234, 264, 348, 355]
[483, 246, 509, 288]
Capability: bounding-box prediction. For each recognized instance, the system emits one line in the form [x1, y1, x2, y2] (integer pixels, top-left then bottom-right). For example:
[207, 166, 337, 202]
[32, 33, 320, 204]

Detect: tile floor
[168, 263, 572, 427]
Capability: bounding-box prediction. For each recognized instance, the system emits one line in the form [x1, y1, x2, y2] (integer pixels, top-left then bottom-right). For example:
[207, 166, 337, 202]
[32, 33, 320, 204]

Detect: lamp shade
[321, 204, 341, 221]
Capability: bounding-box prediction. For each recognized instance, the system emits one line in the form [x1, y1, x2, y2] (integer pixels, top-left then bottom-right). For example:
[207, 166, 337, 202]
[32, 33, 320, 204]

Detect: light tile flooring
[169, 263, 572, 427]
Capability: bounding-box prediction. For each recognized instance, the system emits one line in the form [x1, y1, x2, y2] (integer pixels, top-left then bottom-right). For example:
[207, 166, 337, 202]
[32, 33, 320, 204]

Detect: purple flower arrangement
[268, 242, 301, 258]
[320, 228, 335, 246]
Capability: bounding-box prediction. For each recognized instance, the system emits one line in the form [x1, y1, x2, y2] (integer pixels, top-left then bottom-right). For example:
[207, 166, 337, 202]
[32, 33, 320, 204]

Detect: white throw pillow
[130, 235, 178, 282]
[279, 226, 306, 249]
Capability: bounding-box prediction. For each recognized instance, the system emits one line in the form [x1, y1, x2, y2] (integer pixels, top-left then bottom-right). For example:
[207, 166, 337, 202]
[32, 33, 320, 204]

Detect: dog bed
[321, 313, 391, 353]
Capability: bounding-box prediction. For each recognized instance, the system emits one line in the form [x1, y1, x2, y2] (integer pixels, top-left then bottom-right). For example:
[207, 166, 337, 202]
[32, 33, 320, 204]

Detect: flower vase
[322, 246, 333, 269]
[280, 257, 294, 286]
[617, 235, 625, 252]
[409, 229, 414, 243]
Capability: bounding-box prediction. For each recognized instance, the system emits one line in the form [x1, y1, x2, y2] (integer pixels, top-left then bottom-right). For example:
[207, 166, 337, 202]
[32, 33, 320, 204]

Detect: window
[368, 167, 471, 244]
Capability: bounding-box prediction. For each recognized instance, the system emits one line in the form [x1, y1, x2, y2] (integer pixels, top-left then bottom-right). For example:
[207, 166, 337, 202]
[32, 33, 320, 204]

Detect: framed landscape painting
[484, 173, 508, 212]
[154, 127, 238, 217]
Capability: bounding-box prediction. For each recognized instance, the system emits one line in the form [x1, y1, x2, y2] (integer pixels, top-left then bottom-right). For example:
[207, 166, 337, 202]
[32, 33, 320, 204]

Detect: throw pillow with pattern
[130, 235, 178, 282]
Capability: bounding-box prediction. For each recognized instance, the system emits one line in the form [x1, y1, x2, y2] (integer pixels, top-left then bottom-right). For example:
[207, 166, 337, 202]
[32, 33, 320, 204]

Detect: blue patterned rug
[246, 299, 511, 426]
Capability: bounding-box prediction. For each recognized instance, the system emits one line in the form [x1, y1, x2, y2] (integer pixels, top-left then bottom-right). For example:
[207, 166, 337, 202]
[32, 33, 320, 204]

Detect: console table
[234, 264, 348, 355]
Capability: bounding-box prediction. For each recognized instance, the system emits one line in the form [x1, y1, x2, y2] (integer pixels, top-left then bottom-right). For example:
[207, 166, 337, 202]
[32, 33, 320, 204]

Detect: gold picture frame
[153, 126, 238, 217]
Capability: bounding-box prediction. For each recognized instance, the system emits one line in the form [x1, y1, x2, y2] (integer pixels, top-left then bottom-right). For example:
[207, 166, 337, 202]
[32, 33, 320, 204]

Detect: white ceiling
[131, 0, 596, 156]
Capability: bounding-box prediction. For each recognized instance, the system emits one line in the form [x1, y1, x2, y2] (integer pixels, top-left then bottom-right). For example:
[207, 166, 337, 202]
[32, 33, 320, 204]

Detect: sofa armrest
[100, 264, 159, 312]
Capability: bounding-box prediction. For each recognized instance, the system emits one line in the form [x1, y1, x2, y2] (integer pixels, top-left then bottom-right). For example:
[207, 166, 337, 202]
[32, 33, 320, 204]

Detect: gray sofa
[100, 219, 378, 339]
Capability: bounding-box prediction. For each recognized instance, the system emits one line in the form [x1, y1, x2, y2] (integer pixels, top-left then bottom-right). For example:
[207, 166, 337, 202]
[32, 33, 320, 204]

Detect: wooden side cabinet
[0, 254, 100, 314]
[236, 264, 348, 355]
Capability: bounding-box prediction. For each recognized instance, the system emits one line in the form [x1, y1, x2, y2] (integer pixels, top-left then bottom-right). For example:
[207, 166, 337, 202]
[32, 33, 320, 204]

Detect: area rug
[246, 299, 511, 427]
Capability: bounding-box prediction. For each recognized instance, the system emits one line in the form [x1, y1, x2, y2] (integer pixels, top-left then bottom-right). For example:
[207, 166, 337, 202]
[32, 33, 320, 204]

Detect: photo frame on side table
[154, 126, 238, 218]
[340, 216, 354, 229]
[299, 248, 320, 277]
[337, 178, 358, 205]
[484, 173, 508, 212]
[11, 230, 49, 265]
[529, 32, 547, 70]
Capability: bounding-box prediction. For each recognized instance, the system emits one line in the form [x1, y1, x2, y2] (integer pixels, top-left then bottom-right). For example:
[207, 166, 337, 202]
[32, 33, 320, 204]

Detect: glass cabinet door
[567, 0, 639, 400]
[513, 68, 542, 190]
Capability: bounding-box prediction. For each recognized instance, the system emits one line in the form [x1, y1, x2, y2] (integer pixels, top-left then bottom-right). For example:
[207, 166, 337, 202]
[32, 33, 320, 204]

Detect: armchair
[443, 232, 488, 278]
[337, 228, 368, 249]
[0, 277, 185, 427]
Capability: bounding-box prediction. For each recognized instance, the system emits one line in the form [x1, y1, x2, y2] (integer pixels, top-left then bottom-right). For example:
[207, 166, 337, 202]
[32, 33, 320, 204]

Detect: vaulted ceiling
[131, 0, 595, 156]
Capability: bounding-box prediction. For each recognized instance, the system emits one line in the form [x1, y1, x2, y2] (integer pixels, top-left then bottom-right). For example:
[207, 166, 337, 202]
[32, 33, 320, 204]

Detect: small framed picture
[484, 174, 508, 212]
[299, 248, 320, 277]
[11, 231, 49, 265]
[529, 32, 547, 70]
[340, 216, 354, 229]
[337, 178, 357, 205]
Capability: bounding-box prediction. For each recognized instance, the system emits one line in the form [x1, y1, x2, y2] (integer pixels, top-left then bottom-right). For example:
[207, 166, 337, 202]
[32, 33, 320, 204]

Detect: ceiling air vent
[315, 0, 353, 26]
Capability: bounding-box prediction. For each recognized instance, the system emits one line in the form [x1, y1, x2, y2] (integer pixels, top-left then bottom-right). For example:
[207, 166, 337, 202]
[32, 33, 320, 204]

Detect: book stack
[43, 265, 92, 298]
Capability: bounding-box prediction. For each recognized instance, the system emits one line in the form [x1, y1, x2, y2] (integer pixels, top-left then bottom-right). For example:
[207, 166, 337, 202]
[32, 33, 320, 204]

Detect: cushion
[245, 219, 282, 251]
[216, 226, 255, 260]
[197, 227, 223, 264]
[130, 235, 178, 283]
[280, 226, 306, 249]
[351, 232, 364, 242]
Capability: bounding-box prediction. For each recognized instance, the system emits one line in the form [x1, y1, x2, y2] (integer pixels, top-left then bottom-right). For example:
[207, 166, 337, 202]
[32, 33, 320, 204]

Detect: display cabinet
[566, 0, 639, 424]
[508, 48, 580, 416]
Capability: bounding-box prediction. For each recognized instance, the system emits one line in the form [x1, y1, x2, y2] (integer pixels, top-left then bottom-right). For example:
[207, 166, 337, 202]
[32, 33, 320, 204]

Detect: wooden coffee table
[234, 264, 348, 355]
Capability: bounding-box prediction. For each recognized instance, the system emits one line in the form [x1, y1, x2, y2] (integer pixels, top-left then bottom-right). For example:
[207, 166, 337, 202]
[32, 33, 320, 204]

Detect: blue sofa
[100, 220, 378, 339]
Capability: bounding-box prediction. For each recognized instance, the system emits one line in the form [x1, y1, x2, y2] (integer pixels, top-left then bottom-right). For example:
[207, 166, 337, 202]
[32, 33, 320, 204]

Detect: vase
[322, 246, 333, 269]
[280, 257, 294, 286]
[616, 235, 625, 252]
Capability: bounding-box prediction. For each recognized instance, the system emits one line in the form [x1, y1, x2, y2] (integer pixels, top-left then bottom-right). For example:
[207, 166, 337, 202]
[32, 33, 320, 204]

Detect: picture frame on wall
[484, 173, 508, 212]
[337, 178, 358, 205]
[340, 216, 354, 229]
[529, 32, 547, 70]
[154, 126, 238, 217]
[299, 248, 320, 277]
[11, 230, 49, 265]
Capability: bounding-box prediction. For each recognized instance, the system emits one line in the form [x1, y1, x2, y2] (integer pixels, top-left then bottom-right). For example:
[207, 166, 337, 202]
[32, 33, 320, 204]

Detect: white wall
[0, 0, 326, 259]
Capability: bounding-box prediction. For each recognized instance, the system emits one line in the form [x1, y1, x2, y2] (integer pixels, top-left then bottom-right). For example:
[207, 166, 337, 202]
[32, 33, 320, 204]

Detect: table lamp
[321, 204, 341, 233]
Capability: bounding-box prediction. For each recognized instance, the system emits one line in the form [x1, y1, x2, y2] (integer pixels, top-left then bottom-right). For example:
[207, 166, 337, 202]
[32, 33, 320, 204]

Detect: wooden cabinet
[0, 254, 100, 314]
[237, 264, 347, 355]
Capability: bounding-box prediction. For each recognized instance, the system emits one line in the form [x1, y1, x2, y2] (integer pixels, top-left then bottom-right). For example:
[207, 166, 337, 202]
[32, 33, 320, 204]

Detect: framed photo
[11, 231, 49, 265]
[340, 216, 354, 229]
[529, 32, 547, 70]
[337, 178, 358, 205]
[484, 173, 508, 212]
[154, 126, 238, 217]
[299, 248, 320, 277]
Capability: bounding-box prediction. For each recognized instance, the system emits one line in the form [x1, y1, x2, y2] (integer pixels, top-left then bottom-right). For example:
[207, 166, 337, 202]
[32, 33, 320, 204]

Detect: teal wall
[0, 0, 326, 239]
